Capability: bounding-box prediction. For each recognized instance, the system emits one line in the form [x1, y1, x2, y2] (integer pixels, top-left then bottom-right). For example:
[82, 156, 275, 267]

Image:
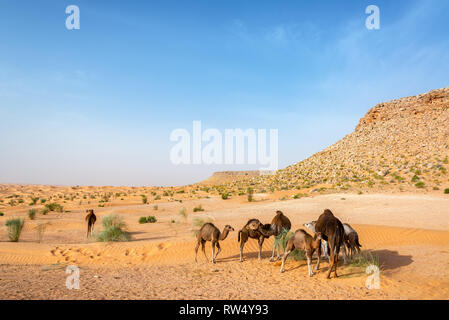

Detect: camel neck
[219, 228, 230, 240]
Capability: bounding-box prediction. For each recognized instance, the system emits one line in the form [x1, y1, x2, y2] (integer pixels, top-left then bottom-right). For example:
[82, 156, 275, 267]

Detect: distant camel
[238, 219, 272, 262]
[280, 229, 322, 277]
[315, 209, 345, 279]
[268, 210, 292, 261]
[85, 209, 97, 238]
[195, 223, 234, 264]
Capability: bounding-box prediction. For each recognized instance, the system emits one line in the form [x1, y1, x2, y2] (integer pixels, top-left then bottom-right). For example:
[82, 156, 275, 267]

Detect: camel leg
[194, 241, 200, 262]
[239, 237, 247, 262]
[201, 240, 208, 261]
[215, 242, 222, 260]
[211, 241, 216, 264]
[342, 243, 348, 264]
[327, 245, 334, 279]
[269, 243, 276, 262]
[279, 250, 292, 273]
[258, 237, 264, 260]
[322, 240, 328, 259]
[314, 243, 321, 272]
[334, 249, 339, 278]
[306, 251, 314, 277]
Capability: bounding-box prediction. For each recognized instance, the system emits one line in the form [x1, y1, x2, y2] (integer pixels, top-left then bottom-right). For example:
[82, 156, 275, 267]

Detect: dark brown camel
[268, 210, 292, 261]
[238, 219, 272, 262]
[315, 209, 345, 279]
[195, 223, 234, 263]
[85, 209, 96, 238]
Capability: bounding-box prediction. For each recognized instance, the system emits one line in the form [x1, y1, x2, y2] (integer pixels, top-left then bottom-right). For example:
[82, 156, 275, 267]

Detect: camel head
[86, 209, 94, 214]
[303, 221, 316, 232]
[223, 225, 235, 232]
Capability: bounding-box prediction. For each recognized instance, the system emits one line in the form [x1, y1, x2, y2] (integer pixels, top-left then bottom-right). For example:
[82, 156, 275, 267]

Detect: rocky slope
[228, 87, 449, 194]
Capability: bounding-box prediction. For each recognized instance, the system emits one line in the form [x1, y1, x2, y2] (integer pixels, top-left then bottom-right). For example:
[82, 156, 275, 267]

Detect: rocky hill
[225, 87, 449, 194]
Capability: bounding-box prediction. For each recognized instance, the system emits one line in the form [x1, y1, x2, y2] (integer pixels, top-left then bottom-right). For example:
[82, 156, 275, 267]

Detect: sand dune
[1, 191, 449, 299]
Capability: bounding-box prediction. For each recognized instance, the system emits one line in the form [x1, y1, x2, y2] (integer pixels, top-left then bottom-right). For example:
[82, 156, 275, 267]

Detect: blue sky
[1, 0, 448, 186]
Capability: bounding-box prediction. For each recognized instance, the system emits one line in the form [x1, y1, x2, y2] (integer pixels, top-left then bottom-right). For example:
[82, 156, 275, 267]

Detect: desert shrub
[138, 216, 148, 224]
[147, 216, 157, 223]
[139, 216, 157, 224]
[35, 222, 50, 243]
[97, 214, 131, 242]
[444, 188, 449, 194]
[193, 205, 204, 212]
[415, 182, 425, 188]
[28, 209, 37, 220]
[40, 198, 47, 204]
[178, 207, 187, 221]
[247, 187, 254, 202]
[29, 197, 39, 206]
[154, 195, 161, 200]
[5, 218, 25, 242]
[176, 190, 185, 194]
[221, 193, 229, 200]
[153, 205, 158, 210]
[411, 175, 420, 182]
[141, 195, 148, 204]
[41, 208, 50, 215]
[45, 203, 63, 212]
[0, 212, 4, 216]
[163, 191, 169, 197]
[349, 251, 380, 268]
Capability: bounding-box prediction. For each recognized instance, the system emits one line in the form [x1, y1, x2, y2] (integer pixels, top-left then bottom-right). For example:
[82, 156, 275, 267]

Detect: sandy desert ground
[1, 190, 449, 300]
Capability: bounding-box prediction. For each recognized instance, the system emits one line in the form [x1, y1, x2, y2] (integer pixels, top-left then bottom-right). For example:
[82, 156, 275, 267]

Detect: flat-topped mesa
[199, 170, 261, 185]
[356, 87, 449, 131]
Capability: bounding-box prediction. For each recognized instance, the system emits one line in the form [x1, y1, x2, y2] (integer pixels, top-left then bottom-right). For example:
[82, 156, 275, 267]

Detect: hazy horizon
[1, 0, 449, 186]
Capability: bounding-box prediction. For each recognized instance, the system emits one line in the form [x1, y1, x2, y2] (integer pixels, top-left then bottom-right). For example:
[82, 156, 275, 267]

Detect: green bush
[444, 188, 449, 194]
[193, 205, 204, 212]
[415, 182, 425, 188]
[28, 209, 37, 220]
[41, 208, 50, 215]
[0, 212, 4, 216]
[97, 214, 131, 242]
[45, 203, 63, 212]
[247, 187, 254, 202]
[221, 193, 229, 200]
[138, 216, 148, 224]
[141, 195, 148, 204]
[147, 216, 157, 223]
[154, 195, 161, 200]
[5, 218, 25, 242]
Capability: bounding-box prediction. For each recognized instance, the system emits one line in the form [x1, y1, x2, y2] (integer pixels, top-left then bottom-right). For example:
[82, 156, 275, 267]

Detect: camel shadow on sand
[215, 249, 413, 278]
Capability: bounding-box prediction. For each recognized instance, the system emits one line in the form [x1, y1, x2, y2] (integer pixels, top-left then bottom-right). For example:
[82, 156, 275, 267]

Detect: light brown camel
[315, 209, 345, 279]
[85, 209, 96, 238]
[268, 210, 292, 261]
[195, 223, 234, 263]
[280, 229, 322, 277]
[238, 219, 272, 262]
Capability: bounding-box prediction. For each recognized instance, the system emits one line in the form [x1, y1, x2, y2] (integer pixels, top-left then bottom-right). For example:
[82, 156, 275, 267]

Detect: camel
[280, 229, 322, 277]
[195, 223, 234, 264]
[85, 209, 96, 238]
[303, 221, 328, 259]
[304, 220, 362, 264]
[315, 209, 345, 279]
[343, 223, 362, 258]
[238, 219, 272, 262]
[268, 210, 292, 261]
